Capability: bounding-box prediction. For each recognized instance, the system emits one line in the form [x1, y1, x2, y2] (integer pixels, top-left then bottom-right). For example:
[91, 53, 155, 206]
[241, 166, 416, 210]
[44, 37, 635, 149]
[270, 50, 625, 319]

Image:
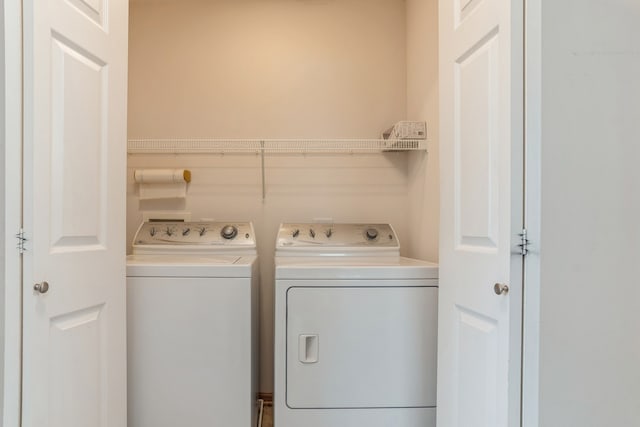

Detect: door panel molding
[454, 28, 501, 251]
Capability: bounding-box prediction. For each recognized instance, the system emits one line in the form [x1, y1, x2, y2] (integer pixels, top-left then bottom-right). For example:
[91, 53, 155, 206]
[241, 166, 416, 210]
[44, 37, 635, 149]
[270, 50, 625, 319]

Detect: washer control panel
[276, 223, 398, 247]
[133, 221, 255, 246]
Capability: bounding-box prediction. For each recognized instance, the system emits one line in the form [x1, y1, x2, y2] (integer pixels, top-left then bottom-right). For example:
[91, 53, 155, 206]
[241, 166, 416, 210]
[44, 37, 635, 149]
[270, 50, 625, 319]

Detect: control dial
[365, 228, 379, 240]
[221, 225, 238, 240]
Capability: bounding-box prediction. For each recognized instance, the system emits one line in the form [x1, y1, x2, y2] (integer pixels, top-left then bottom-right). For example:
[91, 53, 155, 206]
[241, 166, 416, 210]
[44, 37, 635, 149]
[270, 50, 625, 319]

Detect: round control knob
[365, 228, 379, 240]
[221, 225, 238, 240]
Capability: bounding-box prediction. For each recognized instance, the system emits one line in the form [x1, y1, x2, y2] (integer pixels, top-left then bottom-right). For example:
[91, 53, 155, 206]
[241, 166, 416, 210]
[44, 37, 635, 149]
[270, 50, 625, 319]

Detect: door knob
[33, 281, 49, 294]
[494, 283, 509, 295]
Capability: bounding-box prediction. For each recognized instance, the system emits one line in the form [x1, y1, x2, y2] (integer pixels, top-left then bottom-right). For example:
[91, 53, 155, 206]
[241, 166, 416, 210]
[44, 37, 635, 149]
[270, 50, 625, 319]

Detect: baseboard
[257, 392, 273, 405]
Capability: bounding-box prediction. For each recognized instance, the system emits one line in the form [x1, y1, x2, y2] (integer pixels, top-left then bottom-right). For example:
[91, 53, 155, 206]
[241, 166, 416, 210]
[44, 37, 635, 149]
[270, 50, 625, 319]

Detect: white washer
[274, 223, 438, 427]
[127, 221, 259, 427]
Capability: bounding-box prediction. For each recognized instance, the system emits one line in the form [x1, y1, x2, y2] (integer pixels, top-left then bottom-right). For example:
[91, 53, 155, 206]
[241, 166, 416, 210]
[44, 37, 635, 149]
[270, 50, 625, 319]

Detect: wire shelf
[127, 139, 427, 154]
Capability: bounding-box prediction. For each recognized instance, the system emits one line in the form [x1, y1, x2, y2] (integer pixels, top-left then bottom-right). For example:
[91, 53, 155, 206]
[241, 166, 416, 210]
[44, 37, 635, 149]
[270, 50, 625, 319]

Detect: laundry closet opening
[126, 0, 440, 393]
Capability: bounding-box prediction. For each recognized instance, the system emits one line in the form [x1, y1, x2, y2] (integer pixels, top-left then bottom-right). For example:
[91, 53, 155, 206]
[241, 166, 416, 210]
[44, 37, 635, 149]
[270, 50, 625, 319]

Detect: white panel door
[21, 0, 128, 425]
[438, 0, 523, 426]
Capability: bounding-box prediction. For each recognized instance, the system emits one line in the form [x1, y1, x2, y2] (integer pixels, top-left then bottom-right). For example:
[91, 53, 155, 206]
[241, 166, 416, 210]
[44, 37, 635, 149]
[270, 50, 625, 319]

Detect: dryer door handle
[299, 334, 319, 364]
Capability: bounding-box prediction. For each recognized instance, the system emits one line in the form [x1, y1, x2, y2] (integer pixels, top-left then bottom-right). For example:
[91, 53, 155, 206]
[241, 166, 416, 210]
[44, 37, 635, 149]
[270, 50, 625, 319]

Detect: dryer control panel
[133, 221, 255, 246]
[276, 223, 398, 248]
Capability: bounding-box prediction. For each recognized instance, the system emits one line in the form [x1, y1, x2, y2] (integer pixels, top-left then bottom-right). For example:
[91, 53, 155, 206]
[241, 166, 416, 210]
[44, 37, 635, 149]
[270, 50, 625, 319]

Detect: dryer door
[286, 281, 438, 409]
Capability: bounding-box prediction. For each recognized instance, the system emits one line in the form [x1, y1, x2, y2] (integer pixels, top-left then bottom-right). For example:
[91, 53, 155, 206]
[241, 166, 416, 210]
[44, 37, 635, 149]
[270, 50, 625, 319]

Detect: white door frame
[522, 0, 542, 425]
[2, 0, 23, 426]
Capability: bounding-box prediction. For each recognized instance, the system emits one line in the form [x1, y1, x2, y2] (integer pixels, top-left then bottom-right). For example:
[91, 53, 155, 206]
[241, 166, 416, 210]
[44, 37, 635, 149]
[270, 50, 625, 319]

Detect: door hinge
[518, 229, 529, 256]
[16, 228, 27, 254]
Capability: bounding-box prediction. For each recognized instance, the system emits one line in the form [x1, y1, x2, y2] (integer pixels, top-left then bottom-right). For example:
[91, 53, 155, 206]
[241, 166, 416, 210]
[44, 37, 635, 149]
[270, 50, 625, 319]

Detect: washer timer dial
[221, 225, 238, 240]
[365, 228, 379, 240]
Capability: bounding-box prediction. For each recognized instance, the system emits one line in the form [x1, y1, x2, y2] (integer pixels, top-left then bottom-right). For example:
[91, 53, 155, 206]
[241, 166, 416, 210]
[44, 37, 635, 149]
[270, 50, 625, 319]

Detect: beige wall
[405, 0, 439, 262]
[128, 0, 406, 139]
[128, 0, 440, 393]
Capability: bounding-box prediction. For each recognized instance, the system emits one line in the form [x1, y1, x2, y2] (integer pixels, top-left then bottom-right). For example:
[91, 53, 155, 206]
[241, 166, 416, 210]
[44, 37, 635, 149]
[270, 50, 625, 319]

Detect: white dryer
[274, 223, 438, 427]
[127, 221, 259, 427]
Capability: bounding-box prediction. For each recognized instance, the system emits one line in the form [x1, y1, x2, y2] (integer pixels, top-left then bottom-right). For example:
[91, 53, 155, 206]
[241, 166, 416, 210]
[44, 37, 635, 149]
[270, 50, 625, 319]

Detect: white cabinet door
[437, 0, 524, 426]
[287, 284, 438, 409]
[21, 0, 128, 425]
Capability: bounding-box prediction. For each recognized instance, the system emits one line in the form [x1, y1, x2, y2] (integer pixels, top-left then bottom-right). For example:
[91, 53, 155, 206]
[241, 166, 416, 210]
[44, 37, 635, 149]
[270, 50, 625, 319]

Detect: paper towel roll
[134, 169, 191, 184]
[134, 169, 191, 200]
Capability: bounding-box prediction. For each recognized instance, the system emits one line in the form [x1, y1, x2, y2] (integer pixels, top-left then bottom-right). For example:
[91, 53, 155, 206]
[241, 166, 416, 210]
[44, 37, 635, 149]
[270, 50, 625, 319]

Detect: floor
[262, 404, 273, 427]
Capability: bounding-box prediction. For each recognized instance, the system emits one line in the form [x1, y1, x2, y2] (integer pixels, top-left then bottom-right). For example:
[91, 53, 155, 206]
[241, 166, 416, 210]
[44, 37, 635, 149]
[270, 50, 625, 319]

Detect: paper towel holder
[134, 169, 192, 200]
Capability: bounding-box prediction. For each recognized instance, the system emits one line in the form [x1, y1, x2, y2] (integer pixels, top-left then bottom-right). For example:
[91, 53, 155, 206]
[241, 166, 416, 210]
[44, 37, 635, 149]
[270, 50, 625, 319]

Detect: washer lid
[275, 256, 438, 280]
[126, 255, 257, 278]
